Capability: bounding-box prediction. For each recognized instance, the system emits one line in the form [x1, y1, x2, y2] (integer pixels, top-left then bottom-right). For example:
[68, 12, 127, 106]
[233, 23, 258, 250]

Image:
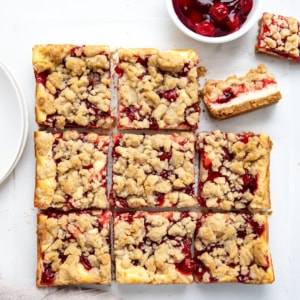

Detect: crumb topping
[111, 133, 197, 208]
[198, 130, 272, 211]
[37, 210, 111, 286]
[35, 131, 110, 210]
[202, 64, 278, 104]
[114, 211, 197, 284]
[257, 13, 300, 61]
[194, 213, 274, 284]
[33, 44, 115, 129]
[116, 48, 200, 130]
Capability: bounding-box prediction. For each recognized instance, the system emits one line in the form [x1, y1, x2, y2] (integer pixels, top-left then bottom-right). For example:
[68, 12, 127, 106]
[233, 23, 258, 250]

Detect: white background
[0, 0, 300, 299]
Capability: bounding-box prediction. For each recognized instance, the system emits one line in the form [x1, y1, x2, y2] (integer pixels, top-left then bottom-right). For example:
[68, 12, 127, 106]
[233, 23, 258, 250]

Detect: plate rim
[0, 57, 28, 185]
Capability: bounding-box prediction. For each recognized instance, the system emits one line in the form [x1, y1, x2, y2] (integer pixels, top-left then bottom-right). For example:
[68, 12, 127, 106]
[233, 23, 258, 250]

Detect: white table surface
[0, 1, 299, 299]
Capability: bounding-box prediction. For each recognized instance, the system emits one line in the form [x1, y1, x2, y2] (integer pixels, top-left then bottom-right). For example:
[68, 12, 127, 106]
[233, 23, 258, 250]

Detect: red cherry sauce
[154, 192, 166, 206]
[148, 117, 159, 130]
[121, 105, 141, 123]
[34, 70, 49, 87]
[70, 46, 85, 57]
[41, 262, 56, 285]
[88, 72, 101, 87]
[80, 255, 92, 270]
[158, 89, 178, 102]
[172, 0, 253, 37]
[175, 239, 197, 275]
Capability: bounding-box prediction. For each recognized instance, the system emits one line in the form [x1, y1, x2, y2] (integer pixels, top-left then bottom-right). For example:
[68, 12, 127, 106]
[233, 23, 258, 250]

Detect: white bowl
[165, 0, 264, 43]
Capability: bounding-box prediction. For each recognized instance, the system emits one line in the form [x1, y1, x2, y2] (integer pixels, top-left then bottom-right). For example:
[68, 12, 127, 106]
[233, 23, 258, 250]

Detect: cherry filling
[159, 169, 173, 179]
[80, 255, 92, 270]
[116, 212, 135, 224]
[149, 117, 159, 130]
[121, 105, 141, 122]
[34, 70, 49, 87]
[135, 55, 150, 68]
[158, 89, 178, 102]
[41, 262, 56, 285]
[70, 46, 85, 57]
[173, 0, 253, 37]
[158, 151, 172, 161]
[88, 72, 101, 87]
[58, 250, 67, 264]
[242, 172, 258, 194]
[154, 192, 166, 206]
[194, 259, 216, 282]
[115, 65, 124, 77]
[115, 197, 130, 209]
[216, 87, 235, 104]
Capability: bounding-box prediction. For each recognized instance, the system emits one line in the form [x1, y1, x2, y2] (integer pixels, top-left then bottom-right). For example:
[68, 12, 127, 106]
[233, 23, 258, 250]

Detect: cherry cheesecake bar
[34, 130, 110, 211]
[256, 13, 300, 62]
[111, 133, 197, 208]
[202, 64, 281, 119]
[114, 211, 197, 284]
[115, 48, 200, 130]
[198, 130, 272, 211]
[37, 210, 111, 286]
[32, 44, 115, 129]
[194, 212, 274, 284]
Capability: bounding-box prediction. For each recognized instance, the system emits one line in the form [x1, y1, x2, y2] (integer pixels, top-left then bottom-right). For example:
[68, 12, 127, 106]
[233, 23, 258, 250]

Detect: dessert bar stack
[32, 44, 275, 287]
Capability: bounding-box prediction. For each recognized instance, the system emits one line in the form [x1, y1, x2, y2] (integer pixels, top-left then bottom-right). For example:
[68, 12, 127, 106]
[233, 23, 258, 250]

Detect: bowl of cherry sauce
[166, 0, 263, 43]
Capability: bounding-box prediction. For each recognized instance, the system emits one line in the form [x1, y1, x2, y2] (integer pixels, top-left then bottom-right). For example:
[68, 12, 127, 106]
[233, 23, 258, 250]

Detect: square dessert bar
[111, 133, 197, 208]
[37, 210, 111, 286]
[194, 212, 274, 284]
[202, 64, 281, 120]
[114, 211, 197, 284]
[115, 48, 200, 130]
[198, 130, 272, 211]
[32, 44, 115, 129]
[256, 13, 300, 62]
[34, 130, 110, 211]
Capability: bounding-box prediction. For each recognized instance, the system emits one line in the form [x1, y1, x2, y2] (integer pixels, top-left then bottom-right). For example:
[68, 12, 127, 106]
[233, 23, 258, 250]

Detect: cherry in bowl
[165, 0, 263, 43]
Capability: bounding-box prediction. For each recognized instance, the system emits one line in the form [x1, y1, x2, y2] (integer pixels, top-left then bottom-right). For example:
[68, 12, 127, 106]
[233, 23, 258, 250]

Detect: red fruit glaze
[80, 255, 92, 270]
[158, 89, 178, 102]
[35, 71, 48, 86]
[41, 263, 55, 285]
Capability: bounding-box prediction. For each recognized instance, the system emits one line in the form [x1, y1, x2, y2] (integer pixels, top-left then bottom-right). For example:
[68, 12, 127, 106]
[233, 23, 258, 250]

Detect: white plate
[0, 58, 28, 184]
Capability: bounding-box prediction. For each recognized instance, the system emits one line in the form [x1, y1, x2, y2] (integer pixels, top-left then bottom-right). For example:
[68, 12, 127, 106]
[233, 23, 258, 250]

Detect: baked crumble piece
[202, 64, 281, 120]
[194, 212, 274, 284]
[111, 133, 197, 208]
[115, 48, 200, 130]
[34, 130, 110, 211]
[256, 13, 300, 62]
[114, 211, 197, 284]
[32, 44, 115, 129]
[37, 210, 111, 286]
[198, 130, 272, 211]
